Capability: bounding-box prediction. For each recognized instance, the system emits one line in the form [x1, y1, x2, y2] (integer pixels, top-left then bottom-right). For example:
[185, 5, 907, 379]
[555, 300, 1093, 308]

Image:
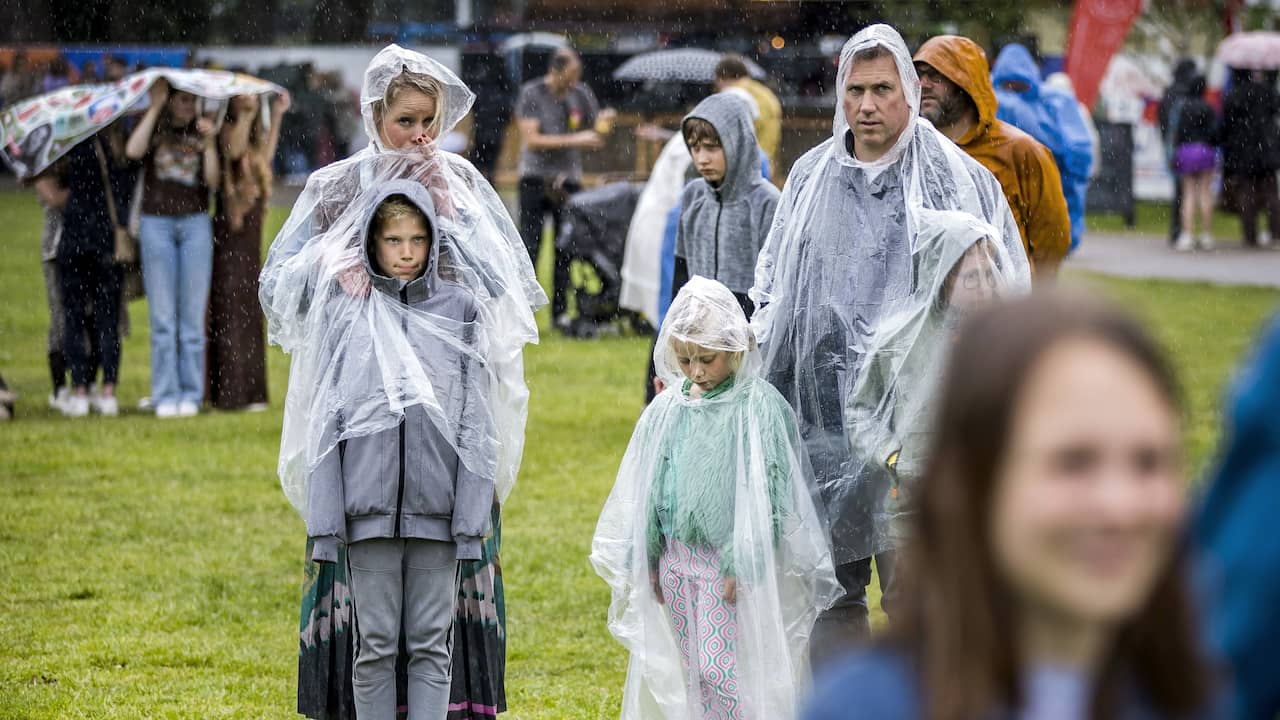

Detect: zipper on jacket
[394, 285, 409, 538]
[713, 189, 723, 280]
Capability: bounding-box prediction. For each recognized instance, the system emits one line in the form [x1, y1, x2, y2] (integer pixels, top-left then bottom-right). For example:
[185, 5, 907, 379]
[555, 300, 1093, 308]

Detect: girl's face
[673, 342, 733, 393]
[946, 241, 1000, 316]
[373, 214, 431, 281]
[990, 337, 1184, 630]
[378, 88, 438, 150]
[168, 91, 198, 125]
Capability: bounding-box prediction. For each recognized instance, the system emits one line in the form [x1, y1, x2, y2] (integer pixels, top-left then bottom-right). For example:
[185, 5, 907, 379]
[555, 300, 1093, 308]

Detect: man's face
[915, 62, 971, 128]
[841, 54, 911, 162]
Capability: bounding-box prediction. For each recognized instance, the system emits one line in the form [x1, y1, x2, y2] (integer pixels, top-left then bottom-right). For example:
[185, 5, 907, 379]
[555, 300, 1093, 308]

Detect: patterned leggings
[658, 540, 742, 720]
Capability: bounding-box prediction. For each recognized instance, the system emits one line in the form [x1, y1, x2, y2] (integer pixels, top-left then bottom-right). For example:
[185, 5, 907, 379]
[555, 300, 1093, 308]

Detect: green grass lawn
[1086, 200, 1249, 241]
[1, 189, 1277, 719]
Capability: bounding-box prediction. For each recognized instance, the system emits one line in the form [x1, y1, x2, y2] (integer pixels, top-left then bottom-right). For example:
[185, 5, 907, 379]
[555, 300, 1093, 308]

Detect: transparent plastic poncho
[591, 277, 840, 720]
[843, 209, 1025, 547]
[261, 44, 545, 511]
[749, 24, 1031, 564]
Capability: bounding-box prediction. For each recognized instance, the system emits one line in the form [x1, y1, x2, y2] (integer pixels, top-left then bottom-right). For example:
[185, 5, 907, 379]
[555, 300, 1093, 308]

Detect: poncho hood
[361, 44, 476, 153]
[913, 35, 999, 146]
[991, 43, 1042, 99]
[359, 179, 447, 300]
[833, 24, 922, 172]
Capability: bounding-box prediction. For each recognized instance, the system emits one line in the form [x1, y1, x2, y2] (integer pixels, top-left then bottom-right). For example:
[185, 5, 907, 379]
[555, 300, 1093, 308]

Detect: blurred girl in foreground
[806, 293, 1220, 720]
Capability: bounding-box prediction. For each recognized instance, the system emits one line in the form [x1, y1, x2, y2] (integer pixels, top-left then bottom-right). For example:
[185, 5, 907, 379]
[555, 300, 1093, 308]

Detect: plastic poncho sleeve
[452, 301, 495, 560]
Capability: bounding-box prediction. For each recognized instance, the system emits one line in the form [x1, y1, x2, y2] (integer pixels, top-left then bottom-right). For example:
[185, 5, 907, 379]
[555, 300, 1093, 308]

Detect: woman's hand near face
[148, 78, 170, 107]
[196, 117, 216, 139]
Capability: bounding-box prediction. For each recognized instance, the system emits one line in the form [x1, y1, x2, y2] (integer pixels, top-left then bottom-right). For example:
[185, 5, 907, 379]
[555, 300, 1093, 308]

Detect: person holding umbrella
[126, 79, 220, 418]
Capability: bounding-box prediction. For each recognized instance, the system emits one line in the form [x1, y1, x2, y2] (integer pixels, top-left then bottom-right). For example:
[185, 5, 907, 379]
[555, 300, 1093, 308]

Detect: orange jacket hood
[913, 35, 998, 145]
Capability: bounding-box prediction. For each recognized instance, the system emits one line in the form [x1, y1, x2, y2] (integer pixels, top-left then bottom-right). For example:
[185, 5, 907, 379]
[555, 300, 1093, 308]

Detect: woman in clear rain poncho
[591, 276, 840, 720]
[843, 209, 1023, 550]
[749, 24, 1031, 577]
[260, 44, 543, 720]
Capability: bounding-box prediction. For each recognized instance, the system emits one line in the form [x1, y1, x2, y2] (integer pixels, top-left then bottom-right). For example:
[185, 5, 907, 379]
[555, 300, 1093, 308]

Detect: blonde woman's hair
[372, 69, 446, 140]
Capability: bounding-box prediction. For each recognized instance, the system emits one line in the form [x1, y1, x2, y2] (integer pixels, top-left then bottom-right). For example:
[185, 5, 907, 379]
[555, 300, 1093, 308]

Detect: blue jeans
[140, 213, 213, 406]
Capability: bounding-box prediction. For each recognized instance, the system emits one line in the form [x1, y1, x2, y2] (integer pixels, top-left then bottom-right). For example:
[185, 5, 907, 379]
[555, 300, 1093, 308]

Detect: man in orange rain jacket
[913, 36, 1070, 279]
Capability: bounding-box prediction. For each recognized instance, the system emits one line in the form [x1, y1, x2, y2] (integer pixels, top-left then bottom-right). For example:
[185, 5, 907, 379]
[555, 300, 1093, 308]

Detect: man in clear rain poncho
[749, 24, 1031, 662]
[592, 277, 839, 720]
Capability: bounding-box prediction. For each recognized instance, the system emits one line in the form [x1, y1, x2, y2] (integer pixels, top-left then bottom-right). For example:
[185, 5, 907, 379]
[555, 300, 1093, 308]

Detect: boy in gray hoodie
[305, 179, 495, 719]
[674, 92, 780, 317]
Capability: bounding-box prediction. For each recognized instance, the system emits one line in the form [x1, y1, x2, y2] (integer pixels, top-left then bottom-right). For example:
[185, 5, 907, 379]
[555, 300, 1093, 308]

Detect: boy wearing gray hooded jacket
[305, 179, 495, 720]
[674, 92, 780, 317]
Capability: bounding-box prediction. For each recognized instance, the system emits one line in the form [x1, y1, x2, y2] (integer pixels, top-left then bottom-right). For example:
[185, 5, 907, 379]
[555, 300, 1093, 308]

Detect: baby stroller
[555, 181, 651, 338]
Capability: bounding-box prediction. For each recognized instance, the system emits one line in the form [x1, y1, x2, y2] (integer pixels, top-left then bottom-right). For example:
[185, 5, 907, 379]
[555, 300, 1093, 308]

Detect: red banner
[1064, 0, 1144, 110]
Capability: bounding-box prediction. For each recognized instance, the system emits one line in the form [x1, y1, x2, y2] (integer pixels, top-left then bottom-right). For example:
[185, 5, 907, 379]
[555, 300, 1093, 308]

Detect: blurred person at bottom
[592, 277, 839, 720]
[805, 293, 1220, 720]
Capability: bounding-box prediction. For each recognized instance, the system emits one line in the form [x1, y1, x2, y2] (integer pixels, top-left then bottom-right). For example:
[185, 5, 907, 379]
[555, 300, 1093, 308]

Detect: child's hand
[650, 570, 665, 604]
[336, 263, 370, 299]
[722, 577, 737, 605]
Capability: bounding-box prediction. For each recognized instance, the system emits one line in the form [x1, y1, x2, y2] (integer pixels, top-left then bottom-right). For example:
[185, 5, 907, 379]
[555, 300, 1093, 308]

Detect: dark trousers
[1169, 164, 1184, 243]
[808, 553, 896, 671]
[518, 176, 578, 319]
[58, 251, 122, 388]
[1233, 172, 1280, 246]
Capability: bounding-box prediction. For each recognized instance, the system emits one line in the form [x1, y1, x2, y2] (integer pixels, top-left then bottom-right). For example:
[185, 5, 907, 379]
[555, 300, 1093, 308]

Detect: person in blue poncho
[1196, 313, 1280, 720]
[991, 44, 1095, 252]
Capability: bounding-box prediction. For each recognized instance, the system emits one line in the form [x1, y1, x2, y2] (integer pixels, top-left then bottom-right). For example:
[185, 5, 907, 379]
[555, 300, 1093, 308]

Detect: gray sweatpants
[348, 538, 459, 720]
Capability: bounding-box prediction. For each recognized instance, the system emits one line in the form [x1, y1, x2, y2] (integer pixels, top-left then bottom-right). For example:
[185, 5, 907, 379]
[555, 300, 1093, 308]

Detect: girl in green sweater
[593, 276, 838, 720]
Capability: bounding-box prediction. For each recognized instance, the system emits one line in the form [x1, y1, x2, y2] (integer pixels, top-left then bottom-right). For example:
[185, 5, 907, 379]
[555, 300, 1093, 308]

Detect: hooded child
[673, 93, 780, 319]
[592, 276, 840, 720]
[299, 178, 495, 719]
[844, 209, 1021, 547]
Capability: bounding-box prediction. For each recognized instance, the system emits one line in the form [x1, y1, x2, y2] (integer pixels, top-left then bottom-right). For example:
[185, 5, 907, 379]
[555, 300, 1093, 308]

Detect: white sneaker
[137, 396, 153, 411]
[244, 402, 270, 413]
[63, 394, 90, 418]
[1198, 234, 1215, 251]
[176, 400, 200, 417]
[92, 395, 119, 417]
[155, 403, 179, 419]
[1174, 232, 1195, 252]
[49, 387, 70, 412]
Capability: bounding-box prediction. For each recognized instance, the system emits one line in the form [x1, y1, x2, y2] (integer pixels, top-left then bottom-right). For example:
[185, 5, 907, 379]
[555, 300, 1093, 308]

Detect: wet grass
[0, 189, 1276, 718]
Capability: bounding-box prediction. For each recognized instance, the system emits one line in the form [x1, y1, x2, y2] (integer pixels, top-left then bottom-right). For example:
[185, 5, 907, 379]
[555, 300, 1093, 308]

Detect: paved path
[1066, 232, 1280, 288]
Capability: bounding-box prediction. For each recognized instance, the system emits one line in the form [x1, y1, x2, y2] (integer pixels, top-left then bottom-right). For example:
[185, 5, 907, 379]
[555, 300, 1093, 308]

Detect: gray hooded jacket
[307, 181, 495, 563]
[676, 93, 780, 295]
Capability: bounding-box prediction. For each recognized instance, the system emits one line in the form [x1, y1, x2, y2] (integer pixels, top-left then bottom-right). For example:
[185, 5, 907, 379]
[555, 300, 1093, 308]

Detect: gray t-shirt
[516, 78, 600, 181]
